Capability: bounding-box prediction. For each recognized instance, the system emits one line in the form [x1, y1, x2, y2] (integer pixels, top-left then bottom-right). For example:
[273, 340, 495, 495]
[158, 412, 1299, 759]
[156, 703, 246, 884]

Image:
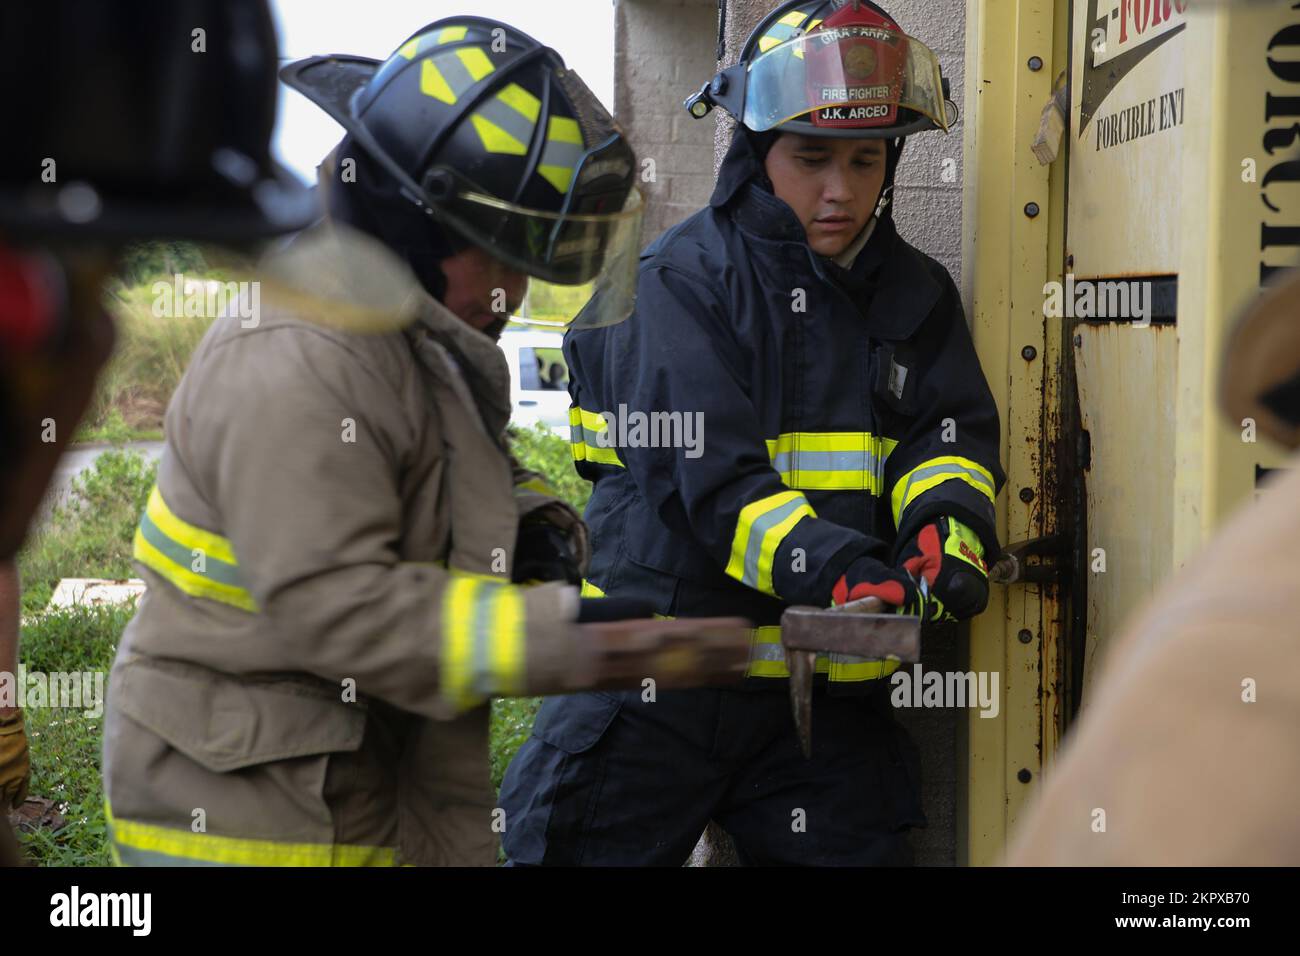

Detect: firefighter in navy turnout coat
[500, 0, 1006, 865]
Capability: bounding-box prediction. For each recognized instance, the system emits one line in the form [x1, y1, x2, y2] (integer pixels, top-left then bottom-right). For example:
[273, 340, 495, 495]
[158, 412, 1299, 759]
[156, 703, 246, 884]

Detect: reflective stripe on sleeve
[441, 572, 527, 710]
[568, 406, 623, 467]
[725, 490, 816, 598]
[891, 456, 997, 529]
[132, 485, 257, 612]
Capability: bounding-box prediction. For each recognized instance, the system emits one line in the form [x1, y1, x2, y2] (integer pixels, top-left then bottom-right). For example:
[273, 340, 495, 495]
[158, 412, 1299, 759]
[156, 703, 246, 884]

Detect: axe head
[779, 597, 922, 759]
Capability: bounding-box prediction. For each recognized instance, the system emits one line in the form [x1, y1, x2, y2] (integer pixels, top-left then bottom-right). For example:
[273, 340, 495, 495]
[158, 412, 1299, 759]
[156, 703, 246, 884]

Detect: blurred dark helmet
[0, 0, 316, 243]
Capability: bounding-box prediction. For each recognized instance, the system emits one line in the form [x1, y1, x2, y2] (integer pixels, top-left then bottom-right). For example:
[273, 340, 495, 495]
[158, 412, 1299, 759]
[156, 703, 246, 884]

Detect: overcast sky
[270, 0, 617, 183]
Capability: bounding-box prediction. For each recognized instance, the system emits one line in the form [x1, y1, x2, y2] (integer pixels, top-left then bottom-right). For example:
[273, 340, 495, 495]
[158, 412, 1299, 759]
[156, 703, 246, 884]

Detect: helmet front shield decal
[744, 27, 948, 133]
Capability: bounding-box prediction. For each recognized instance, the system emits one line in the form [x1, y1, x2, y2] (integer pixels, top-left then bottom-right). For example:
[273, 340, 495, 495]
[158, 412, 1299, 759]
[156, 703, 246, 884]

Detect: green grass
[17, 449, 157, 618]
[77, 279, 218, 440]
[13, 449, 155, 866]
[15, 604, 132, 867]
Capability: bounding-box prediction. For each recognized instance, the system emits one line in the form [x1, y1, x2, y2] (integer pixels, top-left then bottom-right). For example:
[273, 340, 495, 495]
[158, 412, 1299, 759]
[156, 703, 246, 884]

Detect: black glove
[512, 520, 581, 585]
[894, 517, 990, 622]
[831, 554, 926, 617]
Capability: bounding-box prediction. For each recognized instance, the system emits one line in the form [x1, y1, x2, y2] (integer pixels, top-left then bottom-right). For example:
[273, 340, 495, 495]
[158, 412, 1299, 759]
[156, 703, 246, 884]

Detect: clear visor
[743, 26, 948, 133]
[434, 185, 643, 330]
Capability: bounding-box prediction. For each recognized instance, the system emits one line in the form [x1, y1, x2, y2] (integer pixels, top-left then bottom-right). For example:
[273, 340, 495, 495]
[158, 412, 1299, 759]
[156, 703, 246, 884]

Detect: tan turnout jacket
[103, 218, 588, 866]
[1006, 455, 1300, 865]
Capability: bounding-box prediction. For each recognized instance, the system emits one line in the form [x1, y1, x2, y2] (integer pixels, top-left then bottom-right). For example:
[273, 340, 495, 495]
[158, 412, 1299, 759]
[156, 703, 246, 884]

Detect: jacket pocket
[530, 691, 623, 754]
[113, 658, 367, 773]
[619, 494, 727, 591]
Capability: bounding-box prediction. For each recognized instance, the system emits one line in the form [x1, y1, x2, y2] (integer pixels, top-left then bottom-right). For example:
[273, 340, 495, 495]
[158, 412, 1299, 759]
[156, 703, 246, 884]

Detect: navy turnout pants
[499, 682, 926, 866]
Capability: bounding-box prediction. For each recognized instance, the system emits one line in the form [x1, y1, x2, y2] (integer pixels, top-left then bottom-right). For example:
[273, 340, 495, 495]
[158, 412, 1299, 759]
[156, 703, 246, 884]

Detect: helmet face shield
[741, 26, 948, 135]
[432, 183, 644, 330]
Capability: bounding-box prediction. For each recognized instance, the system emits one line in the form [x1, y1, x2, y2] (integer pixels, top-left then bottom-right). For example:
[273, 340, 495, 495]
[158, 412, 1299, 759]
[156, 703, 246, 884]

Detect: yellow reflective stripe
[569, 406, 623, 467]
[145, 484, 237, 565]
[827, 656, 902, 682]
[891, 456, 997, 528]
[726, 490, 815, 597]
[455, 46, 496, 81]
[397, 38, 421, 60]
[133, 486, 256, 612]
[764, 432, 900, 493]
[514, 478, 555, 497]
[765, 432, 900, 455]
[778, 9, 808, 27]
[133, 527, 256, 613]
[470, 113, 529, 154]
[548, 116, 584, 145]
[437, 25, 469, 44]
[442, 575, 481, 711]
[106, 802, 395, 867]
[490, 584, 526, 697]
[539, 116, 585, 194]
[440, 572, 528, 709]
[498, 82, 541, 122]
[580, 579, 606, 598]
[420, 59, 457, 103]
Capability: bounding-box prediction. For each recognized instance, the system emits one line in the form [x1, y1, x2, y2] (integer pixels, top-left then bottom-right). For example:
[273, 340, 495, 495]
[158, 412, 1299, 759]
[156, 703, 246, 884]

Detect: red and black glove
[831, 554, 926, 617]
[895, 517, 990, 623]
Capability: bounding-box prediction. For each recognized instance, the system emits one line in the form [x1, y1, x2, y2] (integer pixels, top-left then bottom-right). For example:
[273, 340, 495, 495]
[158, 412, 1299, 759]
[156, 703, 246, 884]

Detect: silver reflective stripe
[829, 652, 875, 665]
[571, 422, 608, 448]
[425, 51, 481, 103]
[474, 96, 537, 149]
[749, 641, 787, 663]
[470, 583, 499, 696]
[539, 138, 585, 175]
[771, 449, 883, 475]
[899, 462, 996, 504]
[114, 843, 232, 867]
[137, 511, 244, 588]
[741, 496, 810, 589]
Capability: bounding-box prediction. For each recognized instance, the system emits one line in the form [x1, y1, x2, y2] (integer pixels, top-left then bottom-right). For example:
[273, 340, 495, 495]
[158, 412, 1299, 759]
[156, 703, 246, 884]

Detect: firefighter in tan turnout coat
[102, 17, 747, 867]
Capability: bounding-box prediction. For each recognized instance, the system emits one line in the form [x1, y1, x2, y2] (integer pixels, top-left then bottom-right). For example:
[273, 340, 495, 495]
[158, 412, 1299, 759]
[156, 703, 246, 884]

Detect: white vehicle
[499, 328, 571, 439]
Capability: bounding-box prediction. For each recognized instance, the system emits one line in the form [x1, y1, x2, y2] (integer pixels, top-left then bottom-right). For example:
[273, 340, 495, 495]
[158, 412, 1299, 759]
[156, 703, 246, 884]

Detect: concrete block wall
[613, 0, 723, 243]
[614, 0, 968, 866]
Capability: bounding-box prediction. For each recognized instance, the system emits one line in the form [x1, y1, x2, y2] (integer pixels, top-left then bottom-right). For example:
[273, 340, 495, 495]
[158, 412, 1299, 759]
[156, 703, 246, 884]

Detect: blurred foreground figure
[0, 0, 316, 866]
[102, 17, 749, 867]
[1006, 266, 1300, 865]
[0, 0, 316, 560]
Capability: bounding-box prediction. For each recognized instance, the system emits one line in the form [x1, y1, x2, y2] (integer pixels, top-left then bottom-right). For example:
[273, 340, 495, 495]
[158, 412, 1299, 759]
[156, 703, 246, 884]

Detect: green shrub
[509, 422, 589, 512]
[17, 450, 156, 617]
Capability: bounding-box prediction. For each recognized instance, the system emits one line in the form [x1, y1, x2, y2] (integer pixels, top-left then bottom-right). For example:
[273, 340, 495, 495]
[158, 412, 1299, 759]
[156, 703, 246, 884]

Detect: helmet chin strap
[875, 135, 906, 223]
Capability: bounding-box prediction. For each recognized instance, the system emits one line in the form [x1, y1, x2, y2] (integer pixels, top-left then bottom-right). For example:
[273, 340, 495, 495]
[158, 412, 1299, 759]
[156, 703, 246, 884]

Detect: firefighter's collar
[832, 216, 877, 269]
